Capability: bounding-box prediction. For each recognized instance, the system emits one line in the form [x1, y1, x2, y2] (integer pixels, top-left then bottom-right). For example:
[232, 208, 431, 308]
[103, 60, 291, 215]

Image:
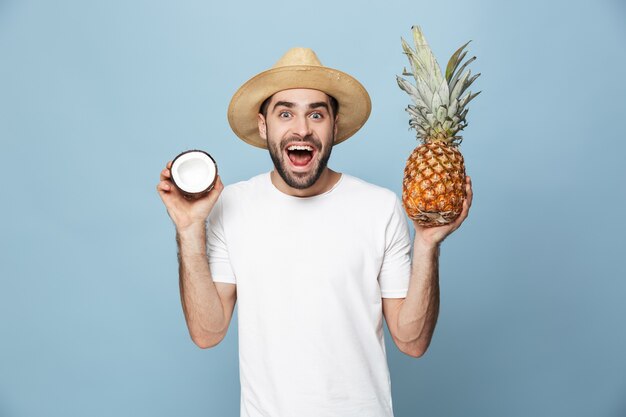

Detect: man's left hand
[413, 176, 473, 248]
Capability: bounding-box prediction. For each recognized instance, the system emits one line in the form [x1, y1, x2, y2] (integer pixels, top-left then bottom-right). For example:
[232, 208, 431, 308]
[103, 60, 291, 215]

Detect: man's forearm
[396, 241, 441, 356]
[176, 223, 227, 347]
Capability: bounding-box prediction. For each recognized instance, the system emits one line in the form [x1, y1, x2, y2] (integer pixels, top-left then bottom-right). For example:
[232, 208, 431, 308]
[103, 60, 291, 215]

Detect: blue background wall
[1, 0, 625, 416]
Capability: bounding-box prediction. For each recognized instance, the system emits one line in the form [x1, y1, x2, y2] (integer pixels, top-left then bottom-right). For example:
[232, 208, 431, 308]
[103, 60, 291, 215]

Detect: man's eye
[279, 111, 291, 118]
[310, 112, 322, 119]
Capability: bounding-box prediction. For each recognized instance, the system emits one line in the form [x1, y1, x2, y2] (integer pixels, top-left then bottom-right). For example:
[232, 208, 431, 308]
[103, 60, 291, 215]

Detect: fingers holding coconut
[156, 178, 181, 202]
[160, 163, 173, 181]
[157, 163, 175, 193]
[157, 175, 223, 231]
[206, 175, 224, 204]
[157, 180, 170, 192]
[157, 162, 174, 192]
[157, 150, 222, 231]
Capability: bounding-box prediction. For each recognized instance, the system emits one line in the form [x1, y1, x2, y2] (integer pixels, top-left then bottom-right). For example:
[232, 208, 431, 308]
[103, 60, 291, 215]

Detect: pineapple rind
[402, 142, 466, 227]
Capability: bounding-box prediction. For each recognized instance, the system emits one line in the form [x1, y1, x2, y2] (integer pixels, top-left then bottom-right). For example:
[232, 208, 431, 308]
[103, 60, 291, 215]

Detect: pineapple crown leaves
[397, 25, 481, 146]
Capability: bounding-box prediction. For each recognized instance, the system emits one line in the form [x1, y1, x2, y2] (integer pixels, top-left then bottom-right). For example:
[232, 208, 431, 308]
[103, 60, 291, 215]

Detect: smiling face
[258, 89, 338, 190]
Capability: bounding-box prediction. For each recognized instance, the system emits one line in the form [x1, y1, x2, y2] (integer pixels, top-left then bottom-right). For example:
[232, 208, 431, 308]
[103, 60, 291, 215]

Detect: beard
[268, 133, 333, 190]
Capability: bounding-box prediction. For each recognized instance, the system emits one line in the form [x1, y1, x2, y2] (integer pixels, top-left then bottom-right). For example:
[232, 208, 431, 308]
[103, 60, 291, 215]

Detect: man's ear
[333, 115, 339, 137]
[258, 113, 267, 140]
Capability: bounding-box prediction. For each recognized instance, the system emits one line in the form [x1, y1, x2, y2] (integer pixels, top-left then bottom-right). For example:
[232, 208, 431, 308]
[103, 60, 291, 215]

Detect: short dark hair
[259, 93, 339, 118]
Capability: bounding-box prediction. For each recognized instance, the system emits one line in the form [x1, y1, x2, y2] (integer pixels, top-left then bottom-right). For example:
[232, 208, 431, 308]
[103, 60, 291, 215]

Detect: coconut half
[169, 150, 217, 198]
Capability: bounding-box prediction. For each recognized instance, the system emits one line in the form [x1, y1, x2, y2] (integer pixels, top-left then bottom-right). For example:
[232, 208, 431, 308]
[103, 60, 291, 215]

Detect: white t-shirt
[207, 172, 411, 417]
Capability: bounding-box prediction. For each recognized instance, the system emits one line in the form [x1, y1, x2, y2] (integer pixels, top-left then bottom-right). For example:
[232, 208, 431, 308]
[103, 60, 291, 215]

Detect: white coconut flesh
[171, 152, 216, 194]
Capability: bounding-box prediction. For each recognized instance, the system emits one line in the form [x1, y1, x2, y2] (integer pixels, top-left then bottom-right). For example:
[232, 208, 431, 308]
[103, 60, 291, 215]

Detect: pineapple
[397, 26, 480, 227]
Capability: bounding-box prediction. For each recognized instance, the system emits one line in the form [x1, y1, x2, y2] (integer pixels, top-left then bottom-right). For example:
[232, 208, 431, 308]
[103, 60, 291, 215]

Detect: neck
[270, 168, 341, 197]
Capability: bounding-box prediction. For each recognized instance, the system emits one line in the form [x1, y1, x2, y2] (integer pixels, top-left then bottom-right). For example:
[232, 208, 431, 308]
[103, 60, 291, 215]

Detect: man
[157, 47, 472, 417]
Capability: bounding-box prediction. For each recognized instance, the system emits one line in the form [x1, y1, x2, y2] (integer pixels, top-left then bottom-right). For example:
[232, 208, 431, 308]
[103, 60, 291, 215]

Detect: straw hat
[227, 47, 372, 149]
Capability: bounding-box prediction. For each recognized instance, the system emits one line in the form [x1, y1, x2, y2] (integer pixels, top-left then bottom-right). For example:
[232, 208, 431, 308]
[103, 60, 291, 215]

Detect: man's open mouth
[286, 144, 315, 167]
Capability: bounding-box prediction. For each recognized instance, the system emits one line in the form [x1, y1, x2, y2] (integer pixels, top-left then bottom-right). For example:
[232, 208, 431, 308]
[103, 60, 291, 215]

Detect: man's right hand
[156, 160, 224, 233]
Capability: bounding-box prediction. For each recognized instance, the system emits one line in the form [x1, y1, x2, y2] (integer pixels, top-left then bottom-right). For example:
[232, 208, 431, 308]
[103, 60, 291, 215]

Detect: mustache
[280, 135, 322, 150]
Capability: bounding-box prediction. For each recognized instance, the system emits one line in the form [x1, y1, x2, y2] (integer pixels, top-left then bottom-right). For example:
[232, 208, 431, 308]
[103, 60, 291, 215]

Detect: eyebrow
[272, 101, 330, 112]
[272, 101, 294, 110]
[308, 102, 330, 111]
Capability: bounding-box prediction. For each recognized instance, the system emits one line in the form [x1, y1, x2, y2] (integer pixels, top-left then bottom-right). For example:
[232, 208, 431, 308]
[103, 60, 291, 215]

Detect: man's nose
[293, 116, 312, 138]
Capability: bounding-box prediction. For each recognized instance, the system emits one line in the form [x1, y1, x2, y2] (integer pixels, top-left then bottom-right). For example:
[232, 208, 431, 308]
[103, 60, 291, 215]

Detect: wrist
[413, 235, 440, 252]
[176, 224, 207, 257]
[176, 221, 206, 236]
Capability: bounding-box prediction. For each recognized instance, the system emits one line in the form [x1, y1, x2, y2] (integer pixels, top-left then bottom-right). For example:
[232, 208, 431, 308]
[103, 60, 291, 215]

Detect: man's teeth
[287, 145, 313, 151]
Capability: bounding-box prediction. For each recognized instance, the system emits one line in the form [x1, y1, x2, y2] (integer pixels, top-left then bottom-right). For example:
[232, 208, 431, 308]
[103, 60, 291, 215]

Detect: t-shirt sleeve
[378, 196, 411, 298]
[206, 196, 237, 284]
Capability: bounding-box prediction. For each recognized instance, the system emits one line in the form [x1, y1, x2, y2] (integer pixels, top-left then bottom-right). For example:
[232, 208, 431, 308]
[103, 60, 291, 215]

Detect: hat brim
[227, 65, 371, 149]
